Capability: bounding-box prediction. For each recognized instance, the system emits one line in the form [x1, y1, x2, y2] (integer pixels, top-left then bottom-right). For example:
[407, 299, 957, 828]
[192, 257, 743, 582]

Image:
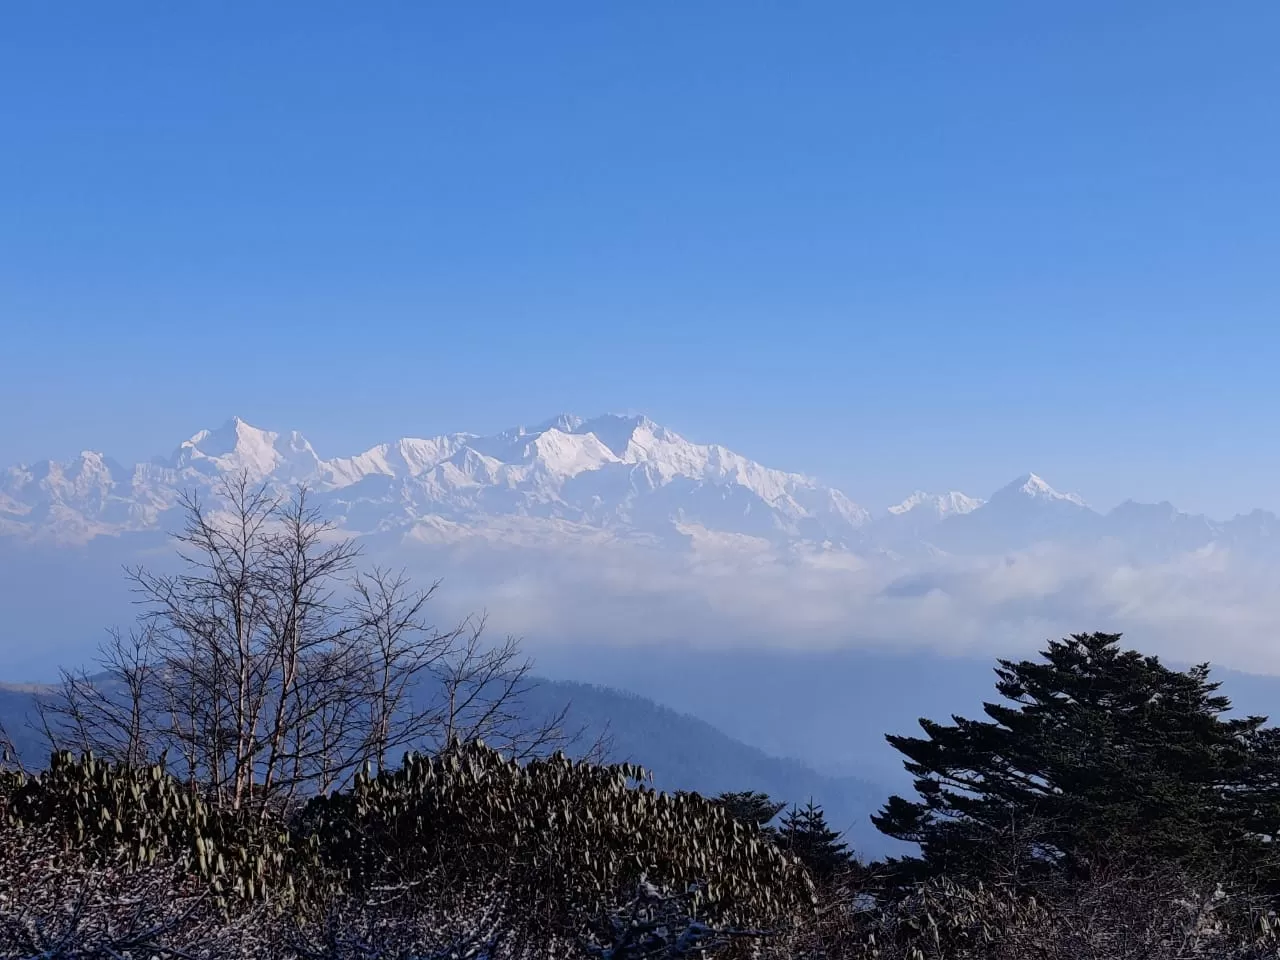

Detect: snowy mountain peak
[887, 490, 985, 518]
[5, 415, 1280, 563]
[996, 472, 1088, 507]
[526, 428, 620, 479]
[1, 414, 877, 546]
[555, 413, 661, 458]
[532, 413, 587, 434]
[172, 418, 318, 482]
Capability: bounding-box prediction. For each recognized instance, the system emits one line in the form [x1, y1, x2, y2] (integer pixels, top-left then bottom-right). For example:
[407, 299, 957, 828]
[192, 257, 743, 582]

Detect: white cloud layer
[369, 533, 1280, 677]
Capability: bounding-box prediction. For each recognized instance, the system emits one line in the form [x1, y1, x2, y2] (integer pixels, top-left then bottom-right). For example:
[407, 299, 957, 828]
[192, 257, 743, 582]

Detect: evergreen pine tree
[714, 791, 786, 837]
[873, 632, 1280, 890]
[779, 798, 853, 881]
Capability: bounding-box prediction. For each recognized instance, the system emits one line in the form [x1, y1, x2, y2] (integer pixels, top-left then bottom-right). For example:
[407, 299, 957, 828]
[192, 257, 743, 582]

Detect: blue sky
[2, 2, 1279, 516]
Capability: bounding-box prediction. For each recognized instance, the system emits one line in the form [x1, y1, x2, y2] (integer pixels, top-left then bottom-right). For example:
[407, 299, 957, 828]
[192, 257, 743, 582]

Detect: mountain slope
[0, 675, 900, 859]
[928, 472, 1102, 553]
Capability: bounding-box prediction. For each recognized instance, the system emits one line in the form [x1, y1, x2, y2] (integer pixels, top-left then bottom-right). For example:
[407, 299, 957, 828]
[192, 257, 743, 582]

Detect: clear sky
[2, 2, 1279, 517]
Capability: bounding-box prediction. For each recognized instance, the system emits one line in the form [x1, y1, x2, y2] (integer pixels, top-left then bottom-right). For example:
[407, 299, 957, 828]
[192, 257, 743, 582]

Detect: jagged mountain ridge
[3, 414, 1278, 558]
[1, 415, 869, 547]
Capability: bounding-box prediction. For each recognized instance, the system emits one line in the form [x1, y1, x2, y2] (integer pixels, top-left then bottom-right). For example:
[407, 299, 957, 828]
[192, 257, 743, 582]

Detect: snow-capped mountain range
[2, 414, 1276, 559]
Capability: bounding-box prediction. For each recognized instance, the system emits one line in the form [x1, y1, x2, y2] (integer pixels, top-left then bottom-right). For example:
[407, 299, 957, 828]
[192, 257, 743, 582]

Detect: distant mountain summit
[992, 472, 1088, 507]
[2, 414, 1276, 560]
[0, 414, 869, 547]
[172, 417, 323, 482]
[887, 491, 985, 518]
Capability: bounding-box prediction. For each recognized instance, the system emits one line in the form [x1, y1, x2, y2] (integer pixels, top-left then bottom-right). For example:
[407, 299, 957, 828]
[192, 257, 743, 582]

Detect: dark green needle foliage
[713, 790, 787, 837]
[778, 798, 854, 883]
[873, 632, 1280, 891]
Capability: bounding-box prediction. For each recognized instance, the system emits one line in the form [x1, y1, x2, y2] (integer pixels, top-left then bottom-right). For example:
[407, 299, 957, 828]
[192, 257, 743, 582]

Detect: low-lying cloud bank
[3, 522, 1279, 682]
[365, 530, 1280, 677]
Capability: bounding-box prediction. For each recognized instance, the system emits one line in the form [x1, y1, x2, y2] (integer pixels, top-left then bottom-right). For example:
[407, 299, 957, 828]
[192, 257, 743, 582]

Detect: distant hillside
[521, 678, 899, 858]
[0, 682, 48, 764]
[0, 673, 901, 860]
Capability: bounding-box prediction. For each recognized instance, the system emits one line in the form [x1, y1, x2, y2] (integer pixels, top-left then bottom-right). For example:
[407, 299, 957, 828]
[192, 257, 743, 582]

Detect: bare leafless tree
[37, 626, 158, 771]
[0, 722, 19, 775]
[39, 475, 583, 812]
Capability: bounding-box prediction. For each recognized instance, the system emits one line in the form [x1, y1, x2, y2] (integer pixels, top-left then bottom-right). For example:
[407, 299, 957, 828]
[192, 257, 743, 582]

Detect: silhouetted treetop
[874, 631, 1280, 891]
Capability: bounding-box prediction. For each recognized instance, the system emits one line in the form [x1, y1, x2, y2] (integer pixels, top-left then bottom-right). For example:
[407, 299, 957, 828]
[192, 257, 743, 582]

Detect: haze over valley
[7, 411, 1280, 680]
